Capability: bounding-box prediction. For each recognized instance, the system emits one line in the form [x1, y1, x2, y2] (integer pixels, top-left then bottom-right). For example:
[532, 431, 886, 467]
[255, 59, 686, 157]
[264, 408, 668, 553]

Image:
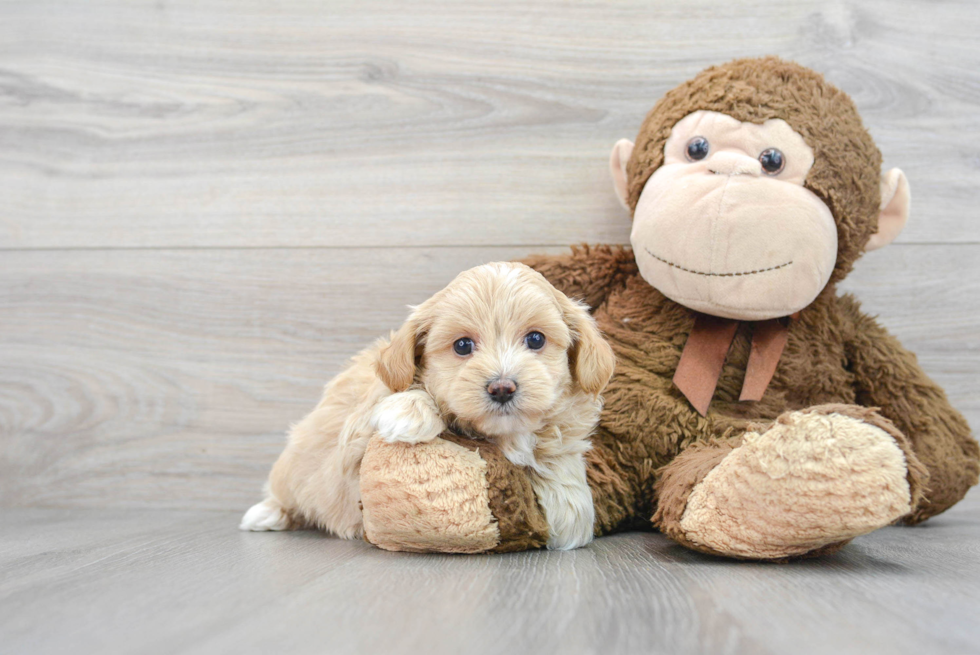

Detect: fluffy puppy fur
[240, 262, 616, 550]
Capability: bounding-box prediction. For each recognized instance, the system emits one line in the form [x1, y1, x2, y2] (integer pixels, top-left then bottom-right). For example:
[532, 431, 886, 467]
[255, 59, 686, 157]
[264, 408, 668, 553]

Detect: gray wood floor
[1, 1, 979, 653]
[3, 493, 980, 655]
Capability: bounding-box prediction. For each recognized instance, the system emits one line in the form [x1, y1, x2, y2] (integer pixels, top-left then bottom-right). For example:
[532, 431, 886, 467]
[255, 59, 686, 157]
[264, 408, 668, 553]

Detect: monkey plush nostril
[487, 378, 518, 404]
[707, 152, 763, 177]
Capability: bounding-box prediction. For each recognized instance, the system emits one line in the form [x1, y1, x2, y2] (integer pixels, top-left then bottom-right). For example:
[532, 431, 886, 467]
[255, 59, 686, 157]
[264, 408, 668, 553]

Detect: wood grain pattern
[1, 496, 978, 655]
[1, 245, 977, 510]
[1, 0, 979, 249]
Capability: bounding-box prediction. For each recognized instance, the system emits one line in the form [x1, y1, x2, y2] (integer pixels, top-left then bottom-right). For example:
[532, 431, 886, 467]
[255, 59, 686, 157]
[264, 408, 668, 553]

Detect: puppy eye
[524, 331, 546, 350]
[453, 338, 474, 356]
[759, 148, 785, 175]
[686, 137, 709, 161]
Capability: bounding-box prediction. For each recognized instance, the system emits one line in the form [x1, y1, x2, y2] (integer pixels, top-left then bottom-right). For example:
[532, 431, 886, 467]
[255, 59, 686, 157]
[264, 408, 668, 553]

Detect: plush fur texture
[676, 406, 922, 559]
[356, 57, 979, 560]
[243, 262, 614, 551]
[360, 437, 501, 553]
[362, 433, 551, 553]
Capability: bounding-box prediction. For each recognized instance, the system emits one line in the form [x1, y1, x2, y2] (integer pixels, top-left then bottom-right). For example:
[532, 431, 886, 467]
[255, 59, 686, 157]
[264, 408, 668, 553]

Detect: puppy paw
[544, 495, 595, 551]
[532, 454, 596, 551]
[240, 498, 292, 531]
[371, 390, 446, 445]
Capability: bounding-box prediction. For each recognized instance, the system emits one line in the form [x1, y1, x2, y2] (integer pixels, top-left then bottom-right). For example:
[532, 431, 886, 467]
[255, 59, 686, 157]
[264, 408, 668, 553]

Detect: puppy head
[377, 262, 615, 437]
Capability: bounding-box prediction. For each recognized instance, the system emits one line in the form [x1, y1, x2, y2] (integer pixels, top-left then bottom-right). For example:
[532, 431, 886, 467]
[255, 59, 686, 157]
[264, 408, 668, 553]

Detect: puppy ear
[555, 292, 616, 396]
[377, 307, 429, 393]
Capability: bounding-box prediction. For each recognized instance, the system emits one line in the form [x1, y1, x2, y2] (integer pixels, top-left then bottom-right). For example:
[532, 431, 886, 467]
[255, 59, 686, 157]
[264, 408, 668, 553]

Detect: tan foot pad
[680, 410, 913, 559]
[360, 436, 500, 553]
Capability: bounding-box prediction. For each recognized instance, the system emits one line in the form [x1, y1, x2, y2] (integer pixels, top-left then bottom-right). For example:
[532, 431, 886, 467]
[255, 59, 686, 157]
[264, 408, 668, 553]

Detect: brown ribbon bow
[673, 312, 799, 416]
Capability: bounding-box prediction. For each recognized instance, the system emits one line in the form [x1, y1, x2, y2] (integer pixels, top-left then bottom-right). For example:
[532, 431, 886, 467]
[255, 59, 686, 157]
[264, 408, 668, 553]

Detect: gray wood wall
[1, 0, 977, 510]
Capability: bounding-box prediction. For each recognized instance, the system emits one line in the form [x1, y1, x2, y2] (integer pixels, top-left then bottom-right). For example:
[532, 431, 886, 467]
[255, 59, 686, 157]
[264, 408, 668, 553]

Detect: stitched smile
[644, 247, 793, 277]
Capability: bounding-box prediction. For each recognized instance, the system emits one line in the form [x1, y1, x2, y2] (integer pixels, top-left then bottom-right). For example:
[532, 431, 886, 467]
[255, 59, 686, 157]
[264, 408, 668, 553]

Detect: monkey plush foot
[359, 433, 549, 553]
[655, 405, 927, 560]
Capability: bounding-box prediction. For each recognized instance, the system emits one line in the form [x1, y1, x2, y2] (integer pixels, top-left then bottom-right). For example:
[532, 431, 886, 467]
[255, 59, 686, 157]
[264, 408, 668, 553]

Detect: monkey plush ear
[867, 168, 910, 251]
[609, 139, 634, 211]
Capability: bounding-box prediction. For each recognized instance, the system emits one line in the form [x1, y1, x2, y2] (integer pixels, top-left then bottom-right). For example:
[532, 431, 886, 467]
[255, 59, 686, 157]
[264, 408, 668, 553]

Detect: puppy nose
[487, 378, 518, 404]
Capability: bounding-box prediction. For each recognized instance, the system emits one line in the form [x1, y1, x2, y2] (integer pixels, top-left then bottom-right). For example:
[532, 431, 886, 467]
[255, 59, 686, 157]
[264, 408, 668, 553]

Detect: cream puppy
[240, 262, 616, 550]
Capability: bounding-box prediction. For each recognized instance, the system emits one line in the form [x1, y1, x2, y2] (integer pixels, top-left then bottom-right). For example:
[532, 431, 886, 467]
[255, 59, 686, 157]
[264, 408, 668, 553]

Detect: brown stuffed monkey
[359, 57, 979, 559]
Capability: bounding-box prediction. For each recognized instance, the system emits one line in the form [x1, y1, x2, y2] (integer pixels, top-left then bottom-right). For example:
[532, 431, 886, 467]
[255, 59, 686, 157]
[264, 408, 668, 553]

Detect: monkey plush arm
[359, 432, 550, 553]
[842, 296, 980, 523]
[521, 244, 637, 311]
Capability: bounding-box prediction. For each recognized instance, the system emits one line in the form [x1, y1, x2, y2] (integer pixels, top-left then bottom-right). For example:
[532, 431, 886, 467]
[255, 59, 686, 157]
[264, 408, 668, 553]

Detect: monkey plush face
[627, 110, 836, 320]
[610, 57, 912, 321]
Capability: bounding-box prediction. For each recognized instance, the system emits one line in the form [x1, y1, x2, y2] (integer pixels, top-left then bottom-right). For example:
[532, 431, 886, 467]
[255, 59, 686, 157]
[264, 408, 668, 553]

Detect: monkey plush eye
[686, 137, 710, 161]
[453, 338, 474, 356]
[524, 331, 546, 350]
[759, 148, 785, 175]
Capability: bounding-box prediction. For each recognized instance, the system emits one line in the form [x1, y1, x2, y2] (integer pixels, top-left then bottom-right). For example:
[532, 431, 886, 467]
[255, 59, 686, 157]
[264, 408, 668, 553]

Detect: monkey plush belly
[593, 281, 860, 435]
